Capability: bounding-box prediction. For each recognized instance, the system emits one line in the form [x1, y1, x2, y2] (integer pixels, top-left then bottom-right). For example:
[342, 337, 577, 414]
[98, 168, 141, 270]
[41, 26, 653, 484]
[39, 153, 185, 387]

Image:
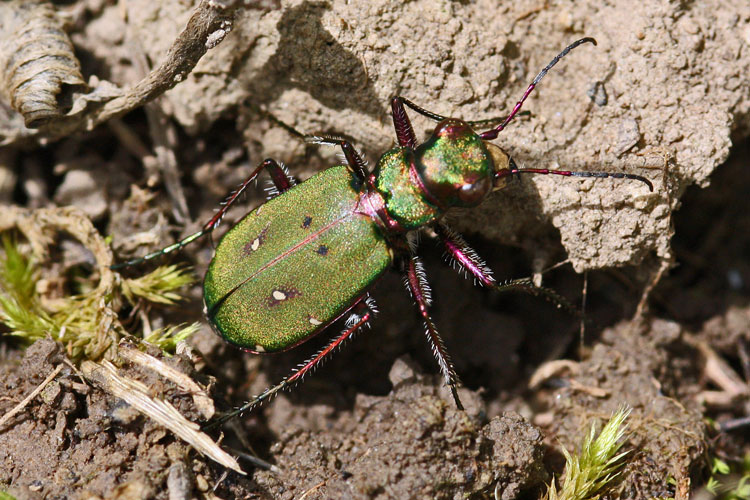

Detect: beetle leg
[404, 254, 464, 410]
[392, 96, 449, 125]
[392, 96, 521, 145]
[390, 96, 418, 148]
[204, 158, 293, 233]
[111, 158, 292, 269]
[263, 161, 297, 200]
[305, 135, 369, 182]
[434, 222, 578, 315]
[207, 297, 377, 426]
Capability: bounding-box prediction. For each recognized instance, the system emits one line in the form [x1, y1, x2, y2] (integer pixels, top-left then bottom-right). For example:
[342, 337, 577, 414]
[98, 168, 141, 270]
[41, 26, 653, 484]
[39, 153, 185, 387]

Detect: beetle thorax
[372, 148, 441, 231]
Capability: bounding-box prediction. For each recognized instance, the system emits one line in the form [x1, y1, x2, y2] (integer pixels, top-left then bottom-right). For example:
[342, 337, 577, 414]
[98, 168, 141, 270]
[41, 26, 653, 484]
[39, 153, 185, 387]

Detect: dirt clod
[254, 358, 546, 500]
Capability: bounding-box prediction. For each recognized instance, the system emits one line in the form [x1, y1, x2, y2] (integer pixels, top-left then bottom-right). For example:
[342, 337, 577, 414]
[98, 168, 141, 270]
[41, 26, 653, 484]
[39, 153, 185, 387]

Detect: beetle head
[413, 119, 494, 208]
[413, 119, 517, 207]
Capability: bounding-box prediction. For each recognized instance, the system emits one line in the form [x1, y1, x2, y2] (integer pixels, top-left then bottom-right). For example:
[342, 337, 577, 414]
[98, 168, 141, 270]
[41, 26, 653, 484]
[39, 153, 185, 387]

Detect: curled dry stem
[2, 0, 241, 144]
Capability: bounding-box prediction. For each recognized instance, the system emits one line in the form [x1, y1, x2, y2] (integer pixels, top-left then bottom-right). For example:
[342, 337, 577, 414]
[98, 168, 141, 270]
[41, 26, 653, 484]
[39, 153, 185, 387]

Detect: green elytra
[112, 38, 653, 422]
[204, 165, 391, 352]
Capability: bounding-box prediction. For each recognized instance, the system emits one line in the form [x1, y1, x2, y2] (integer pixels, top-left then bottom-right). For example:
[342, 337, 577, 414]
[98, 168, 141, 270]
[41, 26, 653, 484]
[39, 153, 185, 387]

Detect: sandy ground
[1, 1, 749, 498]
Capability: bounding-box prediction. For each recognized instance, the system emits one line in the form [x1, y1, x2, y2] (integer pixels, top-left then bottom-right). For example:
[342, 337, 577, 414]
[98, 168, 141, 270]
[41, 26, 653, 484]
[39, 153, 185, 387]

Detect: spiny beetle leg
[262, 159, 296, 199]
[434, 222, 495, 287]
[480, 37, 596, 141]
[404, 254, 464, 410]
[205, 158, 294, 233]
[305, 135, 369, 182]
[434, 222, 578, 315]
[111, 158, 291, 270]
[206, 297, 376, 428]
[390, 96, 418, 148]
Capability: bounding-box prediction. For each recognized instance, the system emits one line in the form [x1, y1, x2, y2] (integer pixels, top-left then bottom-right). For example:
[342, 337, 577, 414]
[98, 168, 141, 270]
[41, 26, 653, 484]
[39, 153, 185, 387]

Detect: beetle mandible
[114, 38, 653, 423]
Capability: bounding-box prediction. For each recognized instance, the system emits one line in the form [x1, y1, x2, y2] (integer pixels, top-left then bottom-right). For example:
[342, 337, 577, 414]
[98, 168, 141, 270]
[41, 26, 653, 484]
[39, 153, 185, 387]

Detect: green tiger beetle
[113, 38, 653, 424]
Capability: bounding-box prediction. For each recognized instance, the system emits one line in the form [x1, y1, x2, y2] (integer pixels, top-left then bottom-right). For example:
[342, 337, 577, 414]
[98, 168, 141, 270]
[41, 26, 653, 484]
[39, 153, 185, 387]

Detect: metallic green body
[204, 122, 497, 353]
[372, 148, 439, 230]
[203, 166, 391, 352]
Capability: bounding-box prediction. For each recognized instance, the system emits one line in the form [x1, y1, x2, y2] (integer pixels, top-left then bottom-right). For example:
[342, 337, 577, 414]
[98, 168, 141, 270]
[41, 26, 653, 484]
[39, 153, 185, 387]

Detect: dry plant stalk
[0, 0, 85, 128]
[118, 342, 215, 420]
[81, 359, 242, 474]
[0, 0, 241, 143]
[0, 364, 63, 428]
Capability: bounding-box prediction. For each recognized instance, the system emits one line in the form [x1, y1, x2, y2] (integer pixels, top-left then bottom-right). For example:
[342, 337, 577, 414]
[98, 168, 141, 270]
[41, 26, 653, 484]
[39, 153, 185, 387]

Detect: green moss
[0, 236, 56, 343]
[0, 234, 195, 360]
[144, 322, 201, 353]
[121, 264, 193, 305]
[543, 407, 630, 500]
[706, 455, 750, 499]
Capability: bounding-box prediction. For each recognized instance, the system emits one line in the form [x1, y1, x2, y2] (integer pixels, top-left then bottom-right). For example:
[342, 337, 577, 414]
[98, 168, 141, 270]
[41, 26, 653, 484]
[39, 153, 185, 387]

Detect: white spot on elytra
[272, 290, 287, 301]
[309, 317, 322, 326]
[254, 345, 266, 353]
[250, 238, 260, 251]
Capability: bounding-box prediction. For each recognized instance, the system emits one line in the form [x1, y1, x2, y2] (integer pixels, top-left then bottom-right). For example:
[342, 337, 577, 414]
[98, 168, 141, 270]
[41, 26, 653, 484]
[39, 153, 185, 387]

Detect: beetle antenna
[480, 37, 596, 141]
[496, 163, 654, 191]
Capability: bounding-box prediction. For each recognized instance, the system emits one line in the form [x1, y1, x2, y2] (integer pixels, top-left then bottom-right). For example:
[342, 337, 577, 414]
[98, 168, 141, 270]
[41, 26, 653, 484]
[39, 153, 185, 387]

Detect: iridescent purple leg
[208, 296, 377, 427]
[404, 254, 464, 410]
[434, 222, 577, 314]
[203, 158, 294, 233]
[391, 96, 418, 148]
[112, 158, 294, 269]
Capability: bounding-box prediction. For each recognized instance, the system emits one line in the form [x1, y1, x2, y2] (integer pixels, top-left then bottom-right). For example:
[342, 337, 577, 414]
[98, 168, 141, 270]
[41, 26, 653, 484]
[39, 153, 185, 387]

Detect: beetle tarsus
[450, 385, 464, 411]
[435, 222, 579, 315]
[110, 229, 207, 270]
[205, 379, 290, 429]
[111, 158, 294, 271]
